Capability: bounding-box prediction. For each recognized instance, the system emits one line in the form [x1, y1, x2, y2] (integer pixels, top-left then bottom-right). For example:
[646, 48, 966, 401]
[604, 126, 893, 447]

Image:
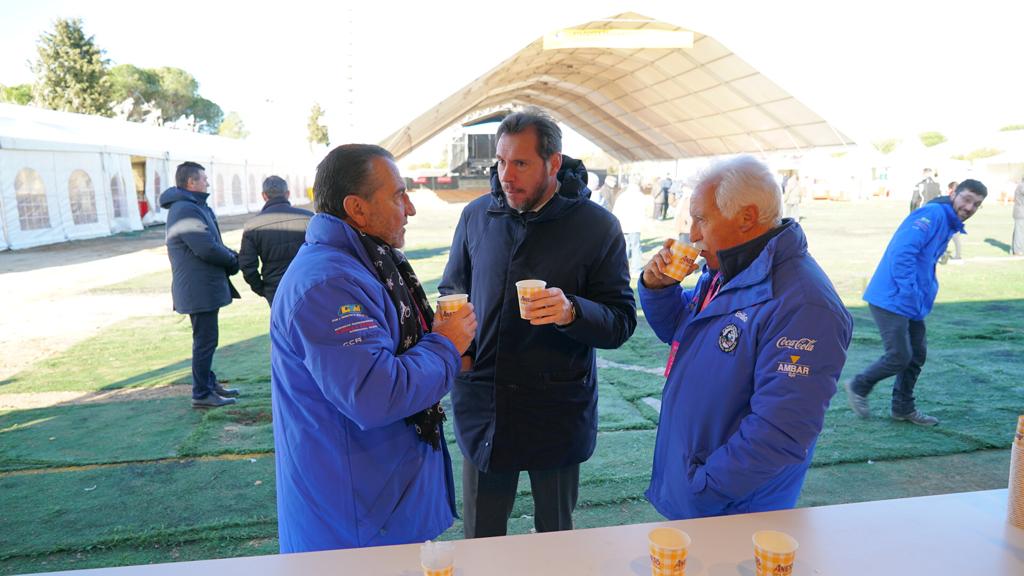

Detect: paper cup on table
[1016, 414, 1024, 445]
[648, 527, 691, 575]
[516, 279, 546, 320]
[663, 240, 701, 281]
[420, 540, 454, 576]
[753, 530, 798, 576]
[437, 294, 468, 319]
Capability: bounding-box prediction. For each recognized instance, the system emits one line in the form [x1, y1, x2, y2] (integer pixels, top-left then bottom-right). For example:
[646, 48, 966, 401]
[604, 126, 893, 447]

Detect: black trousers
[850, 304, 927, 415]
[189, 310, 220, 400]
[462, 459, 579, 538]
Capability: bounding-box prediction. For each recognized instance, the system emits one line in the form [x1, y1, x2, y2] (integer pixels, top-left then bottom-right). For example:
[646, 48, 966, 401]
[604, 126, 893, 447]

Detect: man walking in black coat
[238, 176, 313, 306]
[440, 108, 636, 538]
[160, 161, 242, 409]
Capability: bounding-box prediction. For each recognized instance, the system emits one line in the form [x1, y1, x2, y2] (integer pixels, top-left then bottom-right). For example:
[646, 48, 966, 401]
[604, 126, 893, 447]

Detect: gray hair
[699, 155, 781, 226]
[262, 175, 288, 199]
[496, 107, 562, 160]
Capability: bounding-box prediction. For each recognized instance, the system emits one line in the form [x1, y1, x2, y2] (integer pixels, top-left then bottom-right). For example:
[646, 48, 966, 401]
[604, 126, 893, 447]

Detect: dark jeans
[850, 304, 927, 415]
[462, 459, 579, 538]
[189, 310, 220, 400]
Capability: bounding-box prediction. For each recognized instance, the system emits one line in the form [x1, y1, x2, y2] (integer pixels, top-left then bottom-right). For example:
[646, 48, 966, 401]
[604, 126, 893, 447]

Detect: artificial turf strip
[0, 456, 277, 559]
[0, 397, 201, 472]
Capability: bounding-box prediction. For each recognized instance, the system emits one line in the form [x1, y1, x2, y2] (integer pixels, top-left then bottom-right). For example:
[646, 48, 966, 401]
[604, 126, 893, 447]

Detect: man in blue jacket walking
[270, 144, 478, 552]
[845, 179, 988, 426]
[160, 161, 242, 409]
[440, 108, 636, 537]
[640, 155, 851, 519]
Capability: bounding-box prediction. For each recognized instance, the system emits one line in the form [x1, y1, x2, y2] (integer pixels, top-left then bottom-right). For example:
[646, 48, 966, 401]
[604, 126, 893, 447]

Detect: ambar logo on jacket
[776, 355, 810, 378]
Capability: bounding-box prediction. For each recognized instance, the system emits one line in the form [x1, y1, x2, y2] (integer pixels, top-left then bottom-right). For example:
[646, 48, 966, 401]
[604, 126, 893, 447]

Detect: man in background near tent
[846, 179, 988, 426]
[640, 155, 851, 519]
[270, 144, 477, 552]
[238, 176, 313, 306]
[440, 108, 636, 538]
[160, 161, 242, 409]
[656, 174, 672, 220]
[910, 168, 941, 213]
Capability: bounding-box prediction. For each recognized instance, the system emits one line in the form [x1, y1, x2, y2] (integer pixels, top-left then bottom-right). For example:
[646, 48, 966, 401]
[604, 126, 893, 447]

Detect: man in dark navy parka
[440, 108, 637, 538]
[160, 161, 242, 409]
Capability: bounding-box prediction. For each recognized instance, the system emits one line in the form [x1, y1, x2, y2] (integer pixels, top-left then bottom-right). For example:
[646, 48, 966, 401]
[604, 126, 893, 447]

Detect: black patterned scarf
[356, 231, 447, 449]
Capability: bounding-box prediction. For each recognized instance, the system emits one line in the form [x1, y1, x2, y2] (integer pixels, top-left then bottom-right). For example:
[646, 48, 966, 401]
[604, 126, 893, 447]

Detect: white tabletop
[37, 489, 1024, 575]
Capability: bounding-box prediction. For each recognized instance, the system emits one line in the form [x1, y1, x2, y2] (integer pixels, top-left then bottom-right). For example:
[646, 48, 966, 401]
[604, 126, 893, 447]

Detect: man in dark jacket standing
[846, 179, 988, 425]
[440, 108, 637, 538]
[238, 176, 313, 306]
[160, 161, 242, 409]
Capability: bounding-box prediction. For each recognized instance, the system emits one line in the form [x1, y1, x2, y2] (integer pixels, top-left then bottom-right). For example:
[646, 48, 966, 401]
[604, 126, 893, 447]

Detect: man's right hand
[433, 303, 477, 356]
[642, 238, 683, 289]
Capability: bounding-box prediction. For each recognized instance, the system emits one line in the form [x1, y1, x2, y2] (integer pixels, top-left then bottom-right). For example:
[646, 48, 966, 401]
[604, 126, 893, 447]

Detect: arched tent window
[248, 174, 258, 205]
[69, 170, 99, 224]
[110, 176, 126, 220]
[215, 174, 225, 207]
[232, 174, 243, 205]
[15, 168, 50, 230]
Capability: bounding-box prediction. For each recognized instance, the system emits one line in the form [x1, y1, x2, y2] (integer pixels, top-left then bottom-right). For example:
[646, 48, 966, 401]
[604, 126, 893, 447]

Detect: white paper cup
[753, 530, 798, 576]
[516, 279, 546, 320]
[437, 294, 468, 319]
[648, 527, 691, 575]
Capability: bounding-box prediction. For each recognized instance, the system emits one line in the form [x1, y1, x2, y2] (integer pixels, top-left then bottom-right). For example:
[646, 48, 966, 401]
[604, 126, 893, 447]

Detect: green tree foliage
[188, 96, 223, 134]
[30, 18, 112, 115]
[0, 83, 33, 105]
[307, 102, 330, 146]
[952, 148, 1002, 162]
[999, 124, 1024, 132]
[108, 64, 161, 121]
[919, 131, 947, 147]
[218, 111, 249, 139]
[872, 138, 901, 155]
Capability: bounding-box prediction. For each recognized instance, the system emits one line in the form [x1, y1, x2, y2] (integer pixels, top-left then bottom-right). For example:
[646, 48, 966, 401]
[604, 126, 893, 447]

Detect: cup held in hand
[516, 279, 546, 320]
[437, 294, 468, 319]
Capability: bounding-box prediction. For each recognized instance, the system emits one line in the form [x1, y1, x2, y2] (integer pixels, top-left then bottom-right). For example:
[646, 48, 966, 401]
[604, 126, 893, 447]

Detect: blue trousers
[851, 304, 927, 415]
[189, 310, 220, 399]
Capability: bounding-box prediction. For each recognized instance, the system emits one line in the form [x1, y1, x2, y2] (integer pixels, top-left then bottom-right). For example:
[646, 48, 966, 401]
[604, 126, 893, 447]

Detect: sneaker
[192, 393, 237, 409]
[214, 384, 240, 397]
[892, 410, 939, 426]
[844, 380, 870, 419]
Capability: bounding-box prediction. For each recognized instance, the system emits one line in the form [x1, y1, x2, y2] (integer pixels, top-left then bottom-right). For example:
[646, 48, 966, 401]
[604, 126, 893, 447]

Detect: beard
[505, 180, 550, 212]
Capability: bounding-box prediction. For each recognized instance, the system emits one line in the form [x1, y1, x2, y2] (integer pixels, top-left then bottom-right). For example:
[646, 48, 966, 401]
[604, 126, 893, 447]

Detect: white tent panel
[53, 152, 111, 241]
[0, 150, 65, 249]
[144, 156, 171, 223]
[105, 153, 144, 233]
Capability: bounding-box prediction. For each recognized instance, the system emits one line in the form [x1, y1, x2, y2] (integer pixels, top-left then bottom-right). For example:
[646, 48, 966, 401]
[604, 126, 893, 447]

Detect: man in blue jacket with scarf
[640, 155, 851, 519]
[160, 161, 242, 409]
[845, 179, 987, 426]
[440, 108, 636, 538]
[270, 144, 478, 552]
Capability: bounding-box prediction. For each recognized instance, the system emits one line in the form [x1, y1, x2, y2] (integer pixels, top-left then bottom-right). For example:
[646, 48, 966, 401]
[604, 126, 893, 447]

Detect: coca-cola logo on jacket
[776, 337, 817, 351]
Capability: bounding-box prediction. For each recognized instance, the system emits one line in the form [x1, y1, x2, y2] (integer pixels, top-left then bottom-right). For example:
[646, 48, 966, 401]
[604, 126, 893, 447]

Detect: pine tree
[218, 112, 249, 139]
[307, 102, 330, 146]
[31, 18, 112, 116]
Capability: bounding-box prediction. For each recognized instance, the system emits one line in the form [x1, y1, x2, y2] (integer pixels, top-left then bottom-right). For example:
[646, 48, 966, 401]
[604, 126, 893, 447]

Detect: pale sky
[1, 0, 1021, 159]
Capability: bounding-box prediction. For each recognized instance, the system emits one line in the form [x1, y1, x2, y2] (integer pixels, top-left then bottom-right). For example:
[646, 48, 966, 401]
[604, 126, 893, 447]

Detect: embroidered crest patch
[718, 323, 740, 353]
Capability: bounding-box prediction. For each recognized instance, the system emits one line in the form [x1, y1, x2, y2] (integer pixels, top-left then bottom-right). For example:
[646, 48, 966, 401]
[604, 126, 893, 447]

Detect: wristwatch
[562, 294, 580, 326]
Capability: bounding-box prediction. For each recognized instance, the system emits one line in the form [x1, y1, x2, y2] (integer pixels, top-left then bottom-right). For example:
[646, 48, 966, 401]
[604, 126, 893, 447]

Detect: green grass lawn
[1, 198, 1022, 574]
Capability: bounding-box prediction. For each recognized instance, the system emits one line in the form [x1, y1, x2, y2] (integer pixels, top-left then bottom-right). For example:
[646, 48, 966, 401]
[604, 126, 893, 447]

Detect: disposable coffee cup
[420, 540, 454, 576]
[752, 530, 798, 576]
[663, 239, 700, 281]
[437, 294, 468, 319]
[516, 279, 547, 320]
[648, 527, 691, 576]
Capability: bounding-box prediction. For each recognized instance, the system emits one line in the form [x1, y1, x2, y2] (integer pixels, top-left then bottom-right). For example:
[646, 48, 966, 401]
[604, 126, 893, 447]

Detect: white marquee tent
[0, 103, 314, 251]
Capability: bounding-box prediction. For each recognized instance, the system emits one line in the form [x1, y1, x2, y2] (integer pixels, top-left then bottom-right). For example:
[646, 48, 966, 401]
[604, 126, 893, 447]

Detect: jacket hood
[487, 154, 591, 210]
[159, 186, 208, 209]
[926, 196, 966, 233]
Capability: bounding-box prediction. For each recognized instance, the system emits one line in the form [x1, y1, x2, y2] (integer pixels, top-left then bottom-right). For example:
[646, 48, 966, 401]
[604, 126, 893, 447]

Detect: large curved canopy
[381, 12, 851, 162]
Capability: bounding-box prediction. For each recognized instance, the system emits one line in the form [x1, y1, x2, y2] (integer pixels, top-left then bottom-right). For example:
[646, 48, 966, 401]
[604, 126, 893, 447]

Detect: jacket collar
[716, 222, 790, 283]
[697, 219, 807, 318]
[927, 196, 966, 234]
[304, 213, 376, 272]
[262, 196, 291, 211]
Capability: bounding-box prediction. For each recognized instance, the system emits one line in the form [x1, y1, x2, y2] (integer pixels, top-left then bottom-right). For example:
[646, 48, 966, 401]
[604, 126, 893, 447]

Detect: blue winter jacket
[640, 221, 851, 519]
[159, 187, 239, 314]
[863, 199, 964, 320]
[270, 214, 459, 553]
[439, 156, 637, 472]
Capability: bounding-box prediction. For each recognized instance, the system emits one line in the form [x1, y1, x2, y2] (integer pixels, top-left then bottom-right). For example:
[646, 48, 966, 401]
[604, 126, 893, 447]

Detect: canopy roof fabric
[381, 12, 851, 162]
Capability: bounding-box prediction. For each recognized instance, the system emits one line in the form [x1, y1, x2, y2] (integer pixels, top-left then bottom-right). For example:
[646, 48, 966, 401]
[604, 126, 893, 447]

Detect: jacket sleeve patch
[331, 303, 380, 337]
